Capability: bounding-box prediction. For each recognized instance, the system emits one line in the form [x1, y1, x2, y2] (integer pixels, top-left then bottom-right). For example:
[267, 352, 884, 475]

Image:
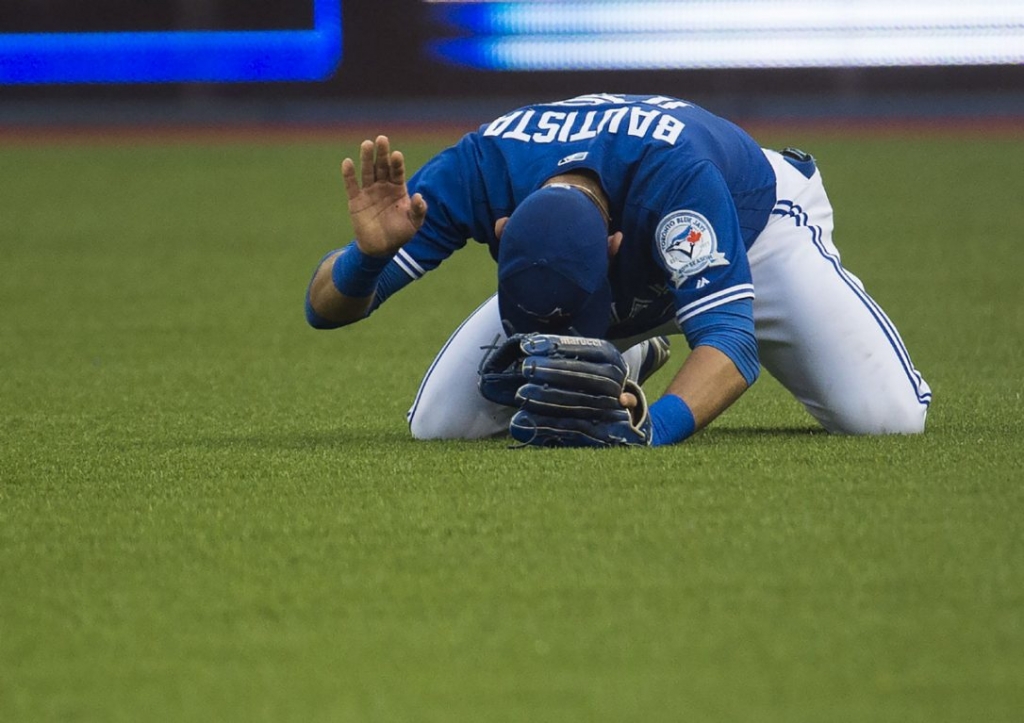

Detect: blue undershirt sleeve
[679, 298, 761, 386]
[369, 261, 418, 312]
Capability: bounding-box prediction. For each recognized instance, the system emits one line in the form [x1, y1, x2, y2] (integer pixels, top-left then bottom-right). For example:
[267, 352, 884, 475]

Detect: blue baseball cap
[497, 185, 612, 338]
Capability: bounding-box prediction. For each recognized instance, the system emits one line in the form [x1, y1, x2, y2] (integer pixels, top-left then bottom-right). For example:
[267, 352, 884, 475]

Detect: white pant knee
[755, 150, 932, 437]
[818, 393, 929, 436]
[407, 295, 512, 440]
[408, 394, 511, 440]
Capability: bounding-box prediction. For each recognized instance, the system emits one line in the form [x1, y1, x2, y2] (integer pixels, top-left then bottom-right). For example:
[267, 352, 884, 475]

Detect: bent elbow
[305, 296, 343, 330]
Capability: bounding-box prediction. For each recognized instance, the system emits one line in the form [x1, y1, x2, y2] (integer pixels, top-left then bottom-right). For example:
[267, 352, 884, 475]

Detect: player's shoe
[636, 336, 672, 385]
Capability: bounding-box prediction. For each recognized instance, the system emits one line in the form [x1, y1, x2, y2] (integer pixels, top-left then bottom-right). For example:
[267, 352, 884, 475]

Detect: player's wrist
[649, 394, 696, 446]
[352, 237, 395, 258]
[332, 241, 394, 298]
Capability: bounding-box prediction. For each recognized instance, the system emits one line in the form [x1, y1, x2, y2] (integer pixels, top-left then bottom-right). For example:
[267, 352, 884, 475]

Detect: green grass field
[2, 127, 1023, 722]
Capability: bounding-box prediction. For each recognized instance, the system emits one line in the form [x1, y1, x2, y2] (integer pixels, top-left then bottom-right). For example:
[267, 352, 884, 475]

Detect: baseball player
[305, 93, 931, 447]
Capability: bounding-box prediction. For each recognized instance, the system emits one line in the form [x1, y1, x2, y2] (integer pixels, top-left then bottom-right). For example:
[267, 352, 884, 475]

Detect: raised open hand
[341, 135, 428, 257]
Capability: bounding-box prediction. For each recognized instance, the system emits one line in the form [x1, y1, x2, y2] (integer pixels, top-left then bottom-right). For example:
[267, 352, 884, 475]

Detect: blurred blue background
[1, 0, 1022, 127]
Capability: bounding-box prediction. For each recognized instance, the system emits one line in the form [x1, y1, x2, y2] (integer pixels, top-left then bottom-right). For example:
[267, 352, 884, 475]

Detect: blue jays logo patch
[655, 210, 728, 288]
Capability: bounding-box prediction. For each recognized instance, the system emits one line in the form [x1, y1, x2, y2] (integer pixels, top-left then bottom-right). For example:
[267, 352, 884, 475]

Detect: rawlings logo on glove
[479, 333, 652, 448]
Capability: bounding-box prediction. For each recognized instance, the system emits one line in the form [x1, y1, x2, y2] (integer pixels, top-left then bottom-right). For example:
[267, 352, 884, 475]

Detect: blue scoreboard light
[0, 0, 341, 84]
[426, 0, 1024, 71]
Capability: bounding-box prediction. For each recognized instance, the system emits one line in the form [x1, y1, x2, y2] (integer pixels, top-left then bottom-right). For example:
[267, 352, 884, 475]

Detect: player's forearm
[660, 345, 750, 430]
[305, 246, 384, 328]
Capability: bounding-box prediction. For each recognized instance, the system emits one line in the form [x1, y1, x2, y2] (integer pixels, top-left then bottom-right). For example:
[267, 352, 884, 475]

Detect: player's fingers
[607, 231, 624, 258]
[359, 140, 375, 188]
[374, 135, 391, 182]
[619, 391, 638, 409]
[494, 216, 509, 239]
[409, 193, 428, 227]
[389, 150, 406, 185]
[341, 158, 360, 200]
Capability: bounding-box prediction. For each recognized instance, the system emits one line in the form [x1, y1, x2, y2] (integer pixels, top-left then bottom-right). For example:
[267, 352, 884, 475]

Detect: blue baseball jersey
[370, 93, 777, 379]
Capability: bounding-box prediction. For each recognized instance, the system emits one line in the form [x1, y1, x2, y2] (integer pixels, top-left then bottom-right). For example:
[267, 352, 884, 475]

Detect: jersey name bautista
[483, 96, 689, 147]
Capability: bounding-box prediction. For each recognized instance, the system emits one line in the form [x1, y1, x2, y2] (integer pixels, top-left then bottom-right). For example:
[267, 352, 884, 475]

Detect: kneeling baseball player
[305, 93, 931, 447]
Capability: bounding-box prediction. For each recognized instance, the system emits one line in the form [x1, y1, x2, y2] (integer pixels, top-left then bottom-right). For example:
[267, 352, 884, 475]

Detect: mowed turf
[1, 127, 1022, 722]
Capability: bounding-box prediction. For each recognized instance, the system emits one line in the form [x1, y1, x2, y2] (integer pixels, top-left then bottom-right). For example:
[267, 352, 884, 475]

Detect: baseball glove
[479, 333, 616, 406]
[479, 333, 652, 448]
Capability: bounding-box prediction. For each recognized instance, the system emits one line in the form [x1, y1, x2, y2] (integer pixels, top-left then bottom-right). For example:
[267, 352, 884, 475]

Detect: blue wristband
[331, 243, 393, 298]
[649, 394, 697, 447]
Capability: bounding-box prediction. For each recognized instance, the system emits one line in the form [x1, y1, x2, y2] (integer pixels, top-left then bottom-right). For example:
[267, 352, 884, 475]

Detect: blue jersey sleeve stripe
[676, 284, 755, 317]
[393, 252, 423, 281]
[391, 250, 423, 278]
[676, 291, 755, 325]
[676, 285, 755, 325]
